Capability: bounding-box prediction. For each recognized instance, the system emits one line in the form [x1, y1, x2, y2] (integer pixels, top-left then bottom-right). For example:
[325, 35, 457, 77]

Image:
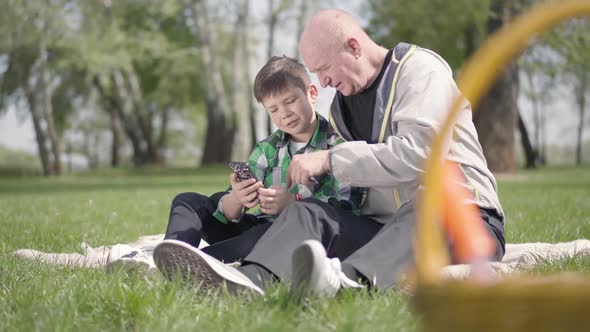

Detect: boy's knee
[172, 192, 207, 207]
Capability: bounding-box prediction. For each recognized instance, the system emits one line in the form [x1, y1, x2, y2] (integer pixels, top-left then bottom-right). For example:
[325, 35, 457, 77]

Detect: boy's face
[261, 84, 318, 143]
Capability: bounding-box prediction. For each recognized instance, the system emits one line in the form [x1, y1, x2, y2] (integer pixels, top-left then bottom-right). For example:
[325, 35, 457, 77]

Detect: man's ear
[346, 37, 361, 58]
[308, 84, 318, 104]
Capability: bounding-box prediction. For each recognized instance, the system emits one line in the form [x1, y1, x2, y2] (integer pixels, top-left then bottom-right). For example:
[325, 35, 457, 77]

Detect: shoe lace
[327, 258, 364, 289]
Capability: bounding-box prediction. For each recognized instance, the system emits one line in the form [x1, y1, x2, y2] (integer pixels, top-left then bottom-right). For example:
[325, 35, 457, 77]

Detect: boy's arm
[218, 177, 249, 220]
[213, 142, 270, 223]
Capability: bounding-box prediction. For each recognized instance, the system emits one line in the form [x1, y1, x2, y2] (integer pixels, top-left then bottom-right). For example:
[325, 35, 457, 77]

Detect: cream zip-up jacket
[329, 43, 504, 225]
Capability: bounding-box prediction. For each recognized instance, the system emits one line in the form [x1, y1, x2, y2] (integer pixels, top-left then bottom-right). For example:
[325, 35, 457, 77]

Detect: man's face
[301, 39, 364, 96]
[261, 85, 318, 142]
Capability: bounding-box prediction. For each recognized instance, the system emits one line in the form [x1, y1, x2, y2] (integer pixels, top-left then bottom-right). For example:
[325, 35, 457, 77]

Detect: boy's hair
[253, 55, 311, 103]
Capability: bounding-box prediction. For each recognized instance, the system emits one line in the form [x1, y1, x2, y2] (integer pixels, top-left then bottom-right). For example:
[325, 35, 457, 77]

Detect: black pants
[244, 198, 505, 289]
[164, 192, 272, 263]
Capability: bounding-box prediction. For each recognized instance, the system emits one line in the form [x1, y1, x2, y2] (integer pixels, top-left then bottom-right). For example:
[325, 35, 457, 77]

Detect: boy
[121, 56, 363, 273]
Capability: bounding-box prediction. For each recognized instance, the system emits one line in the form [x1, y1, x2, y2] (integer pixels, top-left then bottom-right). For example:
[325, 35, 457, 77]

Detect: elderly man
[152, 9, 505, 298]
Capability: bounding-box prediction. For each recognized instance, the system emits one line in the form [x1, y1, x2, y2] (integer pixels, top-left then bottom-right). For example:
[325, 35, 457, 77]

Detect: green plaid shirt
[214, 113, 365, 223]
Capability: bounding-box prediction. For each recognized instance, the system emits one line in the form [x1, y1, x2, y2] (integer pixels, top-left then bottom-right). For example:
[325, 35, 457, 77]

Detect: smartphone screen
[228, 161, 258, 182]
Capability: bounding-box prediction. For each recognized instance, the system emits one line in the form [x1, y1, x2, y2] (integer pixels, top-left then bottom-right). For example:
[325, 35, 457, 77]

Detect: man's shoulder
[401, 47, 452, 74]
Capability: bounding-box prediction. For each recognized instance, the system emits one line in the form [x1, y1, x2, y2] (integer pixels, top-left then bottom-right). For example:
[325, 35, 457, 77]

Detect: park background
[0, 1, 589, 331]
[0, 0, 588, 174]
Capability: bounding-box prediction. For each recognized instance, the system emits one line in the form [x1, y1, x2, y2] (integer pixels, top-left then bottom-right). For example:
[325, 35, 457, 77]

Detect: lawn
[1, 166, 589, 331]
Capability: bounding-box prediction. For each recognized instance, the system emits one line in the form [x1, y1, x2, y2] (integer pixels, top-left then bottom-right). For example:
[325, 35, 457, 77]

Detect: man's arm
[287, 51, 462, 188]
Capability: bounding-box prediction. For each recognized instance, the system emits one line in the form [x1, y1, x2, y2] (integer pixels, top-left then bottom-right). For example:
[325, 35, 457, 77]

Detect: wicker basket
[411, 2, 590, 331]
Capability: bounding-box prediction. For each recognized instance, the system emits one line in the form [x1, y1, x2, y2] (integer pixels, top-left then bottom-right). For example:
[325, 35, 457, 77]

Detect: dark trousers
[164, 192, 272, 263]
[244, 198, 505, 289]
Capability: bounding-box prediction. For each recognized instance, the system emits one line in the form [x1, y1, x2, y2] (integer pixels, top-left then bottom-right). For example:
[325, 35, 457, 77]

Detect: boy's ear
[308, 84, 318, 104]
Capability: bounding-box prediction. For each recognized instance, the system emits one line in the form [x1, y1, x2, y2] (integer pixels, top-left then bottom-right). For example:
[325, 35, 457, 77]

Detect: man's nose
[318, 73, 330, 88]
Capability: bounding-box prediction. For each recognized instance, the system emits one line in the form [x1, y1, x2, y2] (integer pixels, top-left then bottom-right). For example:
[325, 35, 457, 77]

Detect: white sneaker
[106, 246, 157, 276]
[291, 240, 364, 298]
[153, 240, 264, 295]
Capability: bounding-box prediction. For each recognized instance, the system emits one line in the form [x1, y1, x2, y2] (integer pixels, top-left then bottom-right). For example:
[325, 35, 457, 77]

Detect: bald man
[285, 9, 505, 294]
[149, 9, 506, 298]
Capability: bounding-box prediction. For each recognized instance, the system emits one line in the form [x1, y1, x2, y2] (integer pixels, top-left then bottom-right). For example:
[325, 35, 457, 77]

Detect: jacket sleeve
[330, 51, 465, 188]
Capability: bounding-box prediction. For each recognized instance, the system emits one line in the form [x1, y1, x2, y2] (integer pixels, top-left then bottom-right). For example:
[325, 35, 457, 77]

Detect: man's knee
[274, 199, 332, 227]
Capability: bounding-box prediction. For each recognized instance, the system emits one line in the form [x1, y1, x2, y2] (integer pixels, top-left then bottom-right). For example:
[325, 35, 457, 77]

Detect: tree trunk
[158, 107, 170, 164]
[125, 67, 161, 164]
[244, 5, 259, 147]
[464, 21, 477, 59]
[575, 69, 587, 165]
[39, 43, 62, 175]
[231, 0, 253, 161]
[473, 0, 519, 173]
[540, 99, 547, 164]
[111, 69, 149, 166]
[517, 111, 537, 168]
[110, 106, 123, 167]
[247, 68, 259, 148]
[265, 0, 278, 137]
[24, 87, 52, 176]
[523, 66, 546, 165]
[190, 0, 236, 165]
[92, 75, 123, 167]
[293, 0, 309, 60]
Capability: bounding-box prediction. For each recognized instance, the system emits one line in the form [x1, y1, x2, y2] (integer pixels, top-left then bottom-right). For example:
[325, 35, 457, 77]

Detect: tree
[367, 0, 490, 70]
[367, 0, 552, 172]
[185, 0, 237, 165]
[473, 0, 526, 173]
[76, 0, 199, 167]
[0, 0, 73, 176]
[547, 18, 590, 165]
[519, 45, 557, 165]
[231, 0, 254, 161]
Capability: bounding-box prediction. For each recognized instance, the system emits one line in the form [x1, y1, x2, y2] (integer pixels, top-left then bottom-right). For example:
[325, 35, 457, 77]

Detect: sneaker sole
[291, 240, 324, 296]
[153, 240, 263, 295]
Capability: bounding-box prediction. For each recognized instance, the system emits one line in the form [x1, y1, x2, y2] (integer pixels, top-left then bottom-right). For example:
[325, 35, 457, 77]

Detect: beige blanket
[13, 235, 590, 278]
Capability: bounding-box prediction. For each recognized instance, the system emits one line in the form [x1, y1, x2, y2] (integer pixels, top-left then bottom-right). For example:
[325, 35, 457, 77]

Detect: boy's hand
[287, 150, 330, 187]
[258, 186, 296, 215]
[229, 173, 263, 209]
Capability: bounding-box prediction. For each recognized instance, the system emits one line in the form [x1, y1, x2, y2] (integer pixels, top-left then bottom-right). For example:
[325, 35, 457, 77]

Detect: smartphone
[228, 161, 259, 182]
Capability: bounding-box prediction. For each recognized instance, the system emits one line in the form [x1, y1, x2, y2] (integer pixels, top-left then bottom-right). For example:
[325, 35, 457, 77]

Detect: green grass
[1, 166, 589, 331]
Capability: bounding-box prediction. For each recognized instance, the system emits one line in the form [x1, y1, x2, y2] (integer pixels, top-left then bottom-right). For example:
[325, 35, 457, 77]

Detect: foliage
[0, 0, 210, 170]
[366, 0, 490, 70]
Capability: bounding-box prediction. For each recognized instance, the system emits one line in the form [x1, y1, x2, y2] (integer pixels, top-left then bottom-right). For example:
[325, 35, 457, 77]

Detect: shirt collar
[274, 113, 328, 150]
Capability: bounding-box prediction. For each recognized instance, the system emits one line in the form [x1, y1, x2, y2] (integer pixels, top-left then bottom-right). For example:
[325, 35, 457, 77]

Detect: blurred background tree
[367, 0, 589, 172]
[0, 0, 587, 176]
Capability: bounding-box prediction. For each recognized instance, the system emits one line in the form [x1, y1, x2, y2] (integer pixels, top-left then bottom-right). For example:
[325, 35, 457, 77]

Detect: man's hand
[258, 185, 295, 215]
[287, 150, 330, 187]
[229, 173, 263, 209]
